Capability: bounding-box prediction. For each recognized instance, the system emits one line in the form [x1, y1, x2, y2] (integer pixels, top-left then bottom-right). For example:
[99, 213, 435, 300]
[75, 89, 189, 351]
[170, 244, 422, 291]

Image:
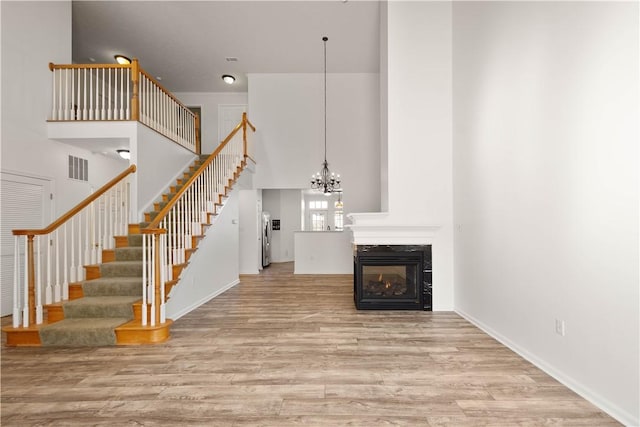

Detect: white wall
[172, 92, 248, 154]
[294, 231, 352, 274]
[239, 189, 262, 274]
[379, 0, 389, 212]
[248, 73, 380, 217]
[262, 189, 301, 263]
[384, 1, 454, 310]
[166, 189, 241, 319]
[1, 1, 124, 216]
[134, 125, 196, 220]
[452, 2, 639, 425]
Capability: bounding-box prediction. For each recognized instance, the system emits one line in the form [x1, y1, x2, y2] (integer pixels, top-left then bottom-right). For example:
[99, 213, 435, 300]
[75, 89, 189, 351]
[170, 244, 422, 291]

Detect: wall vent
[68, 155, 88, 182]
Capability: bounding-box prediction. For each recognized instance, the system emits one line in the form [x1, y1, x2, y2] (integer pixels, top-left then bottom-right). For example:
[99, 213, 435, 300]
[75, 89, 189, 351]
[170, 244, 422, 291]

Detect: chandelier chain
[311, 35, 341, 194]
[323, 36, 327, 163]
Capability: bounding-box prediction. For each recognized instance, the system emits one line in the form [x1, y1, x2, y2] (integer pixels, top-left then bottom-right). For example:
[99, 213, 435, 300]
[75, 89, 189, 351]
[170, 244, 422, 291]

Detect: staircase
[141, 155, 210, 297]
[3, 154, 248, 346]
[39, 233, 150, 346]
[3, 114, 255, 347]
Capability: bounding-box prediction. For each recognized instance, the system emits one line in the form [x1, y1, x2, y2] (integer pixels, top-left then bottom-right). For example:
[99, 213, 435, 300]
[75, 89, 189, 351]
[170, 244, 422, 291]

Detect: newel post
[242, 112, 248, 157]
[195, 113, 201, 155]
[131, 59, 140, 121]
[153, 230, 165, 324]
[26, 235, 36, 325]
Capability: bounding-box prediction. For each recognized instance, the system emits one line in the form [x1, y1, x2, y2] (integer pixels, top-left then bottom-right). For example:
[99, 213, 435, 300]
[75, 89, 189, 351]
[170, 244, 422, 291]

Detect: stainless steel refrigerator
[261, 211, 272, 267]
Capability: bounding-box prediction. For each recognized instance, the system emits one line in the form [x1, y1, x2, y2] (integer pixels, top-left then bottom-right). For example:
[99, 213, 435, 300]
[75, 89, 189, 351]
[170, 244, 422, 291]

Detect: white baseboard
[455, 308, 638, 427]
[168, 279, 240, 321]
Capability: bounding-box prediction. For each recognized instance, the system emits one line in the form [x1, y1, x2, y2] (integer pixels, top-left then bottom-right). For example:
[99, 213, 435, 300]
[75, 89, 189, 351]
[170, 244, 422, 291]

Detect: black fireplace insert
[354, 245, 432, 310]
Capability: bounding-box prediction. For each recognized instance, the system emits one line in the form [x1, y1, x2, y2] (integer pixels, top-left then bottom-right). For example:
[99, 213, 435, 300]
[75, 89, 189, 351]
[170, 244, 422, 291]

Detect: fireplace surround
[354, 245, 432, 310]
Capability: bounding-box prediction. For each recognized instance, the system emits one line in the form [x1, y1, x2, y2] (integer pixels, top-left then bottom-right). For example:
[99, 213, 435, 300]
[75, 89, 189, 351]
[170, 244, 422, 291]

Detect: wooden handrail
[13, 165, 137, 236]
[49, 62, 131, 71]
[143, 117, 252, 232]
[138, 69, 196, 118]
[246, 118, 256, 132]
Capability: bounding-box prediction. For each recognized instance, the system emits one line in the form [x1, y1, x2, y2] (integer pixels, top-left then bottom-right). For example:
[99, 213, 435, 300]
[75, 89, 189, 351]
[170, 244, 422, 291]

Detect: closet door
[1, 172, 51, 316]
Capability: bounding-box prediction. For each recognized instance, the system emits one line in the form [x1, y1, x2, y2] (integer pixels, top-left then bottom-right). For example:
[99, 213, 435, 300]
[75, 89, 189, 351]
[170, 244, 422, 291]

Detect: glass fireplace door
[355, 252, 424, 310]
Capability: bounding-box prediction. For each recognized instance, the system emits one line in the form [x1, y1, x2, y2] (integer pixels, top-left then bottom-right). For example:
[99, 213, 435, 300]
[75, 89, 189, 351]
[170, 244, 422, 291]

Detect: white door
[1, 172, 51, 316]
[218, 104, 247, 145]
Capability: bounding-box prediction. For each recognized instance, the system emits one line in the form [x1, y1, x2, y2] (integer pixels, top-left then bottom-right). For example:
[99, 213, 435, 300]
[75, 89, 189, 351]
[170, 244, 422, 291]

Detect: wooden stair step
[84, 264, 101, 280]
[115, 319, 173, 345]
[102, 249, 116, 263]
[1, 324, 42, 346]
[45, 303, 65, 323]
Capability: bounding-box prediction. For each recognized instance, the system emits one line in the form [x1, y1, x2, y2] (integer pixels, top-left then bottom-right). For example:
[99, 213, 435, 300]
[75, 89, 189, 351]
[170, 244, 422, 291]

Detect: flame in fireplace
[378, 274, 392, 289]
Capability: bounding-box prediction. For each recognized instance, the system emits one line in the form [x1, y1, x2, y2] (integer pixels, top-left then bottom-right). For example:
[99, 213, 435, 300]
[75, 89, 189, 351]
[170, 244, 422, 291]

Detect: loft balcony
[46, 59, 201, 157]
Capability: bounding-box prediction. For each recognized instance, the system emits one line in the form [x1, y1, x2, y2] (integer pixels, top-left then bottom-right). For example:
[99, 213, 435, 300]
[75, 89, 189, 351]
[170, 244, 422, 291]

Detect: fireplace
[354, 245, 432, 310]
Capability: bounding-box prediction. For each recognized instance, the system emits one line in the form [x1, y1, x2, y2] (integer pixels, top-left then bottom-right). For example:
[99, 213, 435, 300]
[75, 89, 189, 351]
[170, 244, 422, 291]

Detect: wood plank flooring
[1, 262, 620, 426]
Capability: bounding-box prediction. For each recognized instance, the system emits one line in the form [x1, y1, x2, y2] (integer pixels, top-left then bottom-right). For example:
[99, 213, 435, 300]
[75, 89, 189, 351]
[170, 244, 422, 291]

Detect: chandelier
[311, 36, 341, 194]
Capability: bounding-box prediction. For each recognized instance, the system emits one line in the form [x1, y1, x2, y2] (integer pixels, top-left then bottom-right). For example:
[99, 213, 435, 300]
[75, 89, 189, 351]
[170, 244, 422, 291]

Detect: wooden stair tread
[115, 319, 173, 345]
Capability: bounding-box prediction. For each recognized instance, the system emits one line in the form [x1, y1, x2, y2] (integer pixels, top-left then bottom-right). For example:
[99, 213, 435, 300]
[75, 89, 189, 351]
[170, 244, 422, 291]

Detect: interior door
[187, 106, 202, 154]
[0, 172, 51, 316]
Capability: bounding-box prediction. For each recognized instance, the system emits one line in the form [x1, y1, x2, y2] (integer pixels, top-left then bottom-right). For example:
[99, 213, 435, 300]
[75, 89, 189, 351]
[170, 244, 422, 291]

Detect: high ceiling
[72, 1, 381, 93]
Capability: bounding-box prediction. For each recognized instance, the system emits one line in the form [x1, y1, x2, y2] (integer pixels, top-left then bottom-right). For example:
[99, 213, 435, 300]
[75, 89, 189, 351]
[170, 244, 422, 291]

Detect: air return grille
[68, 155, 88, 182]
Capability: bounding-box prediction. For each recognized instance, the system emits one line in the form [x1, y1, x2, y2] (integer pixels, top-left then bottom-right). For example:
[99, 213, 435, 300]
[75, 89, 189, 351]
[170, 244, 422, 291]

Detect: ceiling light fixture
[311, 36, 341, 195]
[222, 75, 236, 84]
[114, 55, 131, 65]
[116, 149, 130, 160]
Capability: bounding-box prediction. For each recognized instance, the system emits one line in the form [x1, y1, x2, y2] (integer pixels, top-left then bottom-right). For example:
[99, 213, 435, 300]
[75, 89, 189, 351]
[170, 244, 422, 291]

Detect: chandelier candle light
[311, 36, 341, 194]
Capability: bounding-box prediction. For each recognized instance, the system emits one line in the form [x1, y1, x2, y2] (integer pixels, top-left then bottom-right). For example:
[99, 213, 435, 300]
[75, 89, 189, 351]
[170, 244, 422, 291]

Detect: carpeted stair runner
[39, 238, 144, 347]
[39, 318, 132, 347]
[39, 156, 208, 347]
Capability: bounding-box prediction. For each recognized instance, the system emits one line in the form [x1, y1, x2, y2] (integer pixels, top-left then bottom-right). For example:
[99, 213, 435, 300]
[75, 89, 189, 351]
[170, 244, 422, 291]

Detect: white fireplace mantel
[346, 212, 441, 245]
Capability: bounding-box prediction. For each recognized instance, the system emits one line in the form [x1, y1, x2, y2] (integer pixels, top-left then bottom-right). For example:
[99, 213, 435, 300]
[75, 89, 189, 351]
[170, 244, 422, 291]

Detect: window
[309, 200, 328, 210]
[311, 212, 326, 231]
[334, 211, 344, 231]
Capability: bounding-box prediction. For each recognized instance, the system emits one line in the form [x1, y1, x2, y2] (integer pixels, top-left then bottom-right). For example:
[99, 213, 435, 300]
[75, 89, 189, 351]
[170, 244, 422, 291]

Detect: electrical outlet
[555, 319, 566, 336]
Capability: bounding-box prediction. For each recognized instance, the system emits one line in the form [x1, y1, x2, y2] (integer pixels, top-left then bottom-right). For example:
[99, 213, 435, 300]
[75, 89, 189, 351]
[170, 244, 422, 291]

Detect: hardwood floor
[1, 262, 620, 426]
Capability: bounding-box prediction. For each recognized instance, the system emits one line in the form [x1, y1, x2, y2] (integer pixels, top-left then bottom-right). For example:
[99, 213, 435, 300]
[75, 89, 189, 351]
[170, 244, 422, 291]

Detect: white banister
[141, 233, 148, 326]
[54, 229, 61, 302]
[48, 61, 198, 153]
[10, 166, 136, 328]
[12, 237, 20, 328]
[22, 243, 28, 327]
[141, 115, 254, 326]
[36, 237, 43, 324]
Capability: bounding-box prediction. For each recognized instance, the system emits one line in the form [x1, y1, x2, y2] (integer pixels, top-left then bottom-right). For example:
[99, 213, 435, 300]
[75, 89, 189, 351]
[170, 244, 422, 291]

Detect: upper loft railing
[10, 165, 136, 328]
[48, 60, 199, 154]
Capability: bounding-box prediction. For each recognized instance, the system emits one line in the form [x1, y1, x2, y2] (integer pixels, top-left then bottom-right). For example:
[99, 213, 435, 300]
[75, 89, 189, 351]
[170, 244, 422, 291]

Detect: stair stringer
[165, 168, 253, 320]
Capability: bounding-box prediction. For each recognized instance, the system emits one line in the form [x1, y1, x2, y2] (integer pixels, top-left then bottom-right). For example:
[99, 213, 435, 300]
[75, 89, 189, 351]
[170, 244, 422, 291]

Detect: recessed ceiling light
[88, 57, 96, 63]
[156, 76, 162, 81]
[116, 149, 130, 160]
[114, 55, 131, 65]
[222, 74, 236, 84]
